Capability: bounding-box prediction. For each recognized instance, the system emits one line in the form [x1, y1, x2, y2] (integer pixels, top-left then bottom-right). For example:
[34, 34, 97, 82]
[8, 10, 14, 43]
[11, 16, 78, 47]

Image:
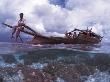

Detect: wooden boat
[31, 30, 102, 44]
[2, 23, 102, 44]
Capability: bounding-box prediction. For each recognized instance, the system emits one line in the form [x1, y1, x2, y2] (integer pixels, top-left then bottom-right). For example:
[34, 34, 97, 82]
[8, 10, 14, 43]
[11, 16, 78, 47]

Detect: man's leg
[15, 27, 21, 41]
[11, 26, 18, 38]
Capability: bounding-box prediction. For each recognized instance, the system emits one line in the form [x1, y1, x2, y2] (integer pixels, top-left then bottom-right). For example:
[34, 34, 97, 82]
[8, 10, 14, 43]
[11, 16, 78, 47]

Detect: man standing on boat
[11, 13, 26, 41]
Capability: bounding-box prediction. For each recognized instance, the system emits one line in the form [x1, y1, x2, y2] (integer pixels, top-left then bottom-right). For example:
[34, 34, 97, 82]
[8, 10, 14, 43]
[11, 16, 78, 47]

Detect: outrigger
[2, 23, 102, 44]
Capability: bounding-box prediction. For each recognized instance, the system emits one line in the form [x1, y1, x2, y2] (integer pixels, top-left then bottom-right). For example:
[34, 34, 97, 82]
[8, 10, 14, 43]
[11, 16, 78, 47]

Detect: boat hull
[29, 35, 101, 44]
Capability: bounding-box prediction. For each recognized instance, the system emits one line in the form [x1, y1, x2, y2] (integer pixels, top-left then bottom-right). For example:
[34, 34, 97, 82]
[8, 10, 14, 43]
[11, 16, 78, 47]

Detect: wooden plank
[2, 23, 36, 36]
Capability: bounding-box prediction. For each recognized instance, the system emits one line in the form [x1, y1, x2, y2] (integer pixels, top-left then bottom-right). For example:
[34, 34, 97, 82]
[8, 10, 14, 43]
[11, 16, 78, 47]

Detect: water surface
[0, 42, 110, 82]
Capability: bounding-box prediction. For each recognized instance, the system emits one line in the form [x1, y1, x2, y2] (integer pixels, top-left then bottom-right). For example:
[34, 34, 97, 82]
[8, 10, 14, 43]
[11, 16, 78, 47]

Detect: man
[73, 32, 77, 38]
[12, 13, 26, 41]
[65, 31, 72, 38]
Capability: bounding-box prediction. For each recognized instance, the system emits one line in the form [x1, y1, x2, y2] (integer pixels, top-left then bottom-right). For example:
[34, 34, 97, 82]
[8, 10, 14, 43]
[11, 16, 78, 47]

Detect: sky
[0, 0, 110, 42]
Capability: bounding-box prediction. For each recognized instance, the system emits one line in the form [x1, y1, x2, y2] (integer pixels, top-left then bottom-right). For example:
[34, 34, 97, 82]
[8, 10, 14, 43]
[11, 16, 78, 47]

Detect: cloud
[0, 0, 110, 41]
[34, 4, 69, 33]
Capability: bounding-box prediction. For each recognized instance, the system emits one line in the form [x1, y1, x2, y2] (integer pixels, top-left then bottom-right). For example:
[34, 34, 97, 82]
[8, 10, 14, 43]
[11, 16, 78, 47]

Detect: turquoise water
[0, 42, 110, 82]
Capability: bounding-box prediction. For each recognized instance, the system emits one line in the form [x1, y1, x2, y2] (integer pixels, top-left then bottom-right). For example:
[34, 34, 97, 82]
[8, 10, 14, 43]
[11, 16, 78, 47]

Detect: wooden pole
[2, 23, 36, 36]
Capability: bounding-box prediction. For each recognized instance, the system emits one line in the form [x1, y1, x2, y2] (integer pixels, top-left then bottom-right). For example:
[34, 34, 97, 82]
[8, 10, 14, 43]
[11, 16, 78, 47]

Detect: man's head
[19, 13, 24, 19]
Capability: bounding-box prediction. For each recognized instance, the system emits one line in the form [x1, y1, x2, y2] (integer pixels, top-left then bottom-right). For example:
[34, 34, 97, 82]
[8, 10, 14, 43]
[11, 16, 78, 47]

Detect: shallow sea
[0, 42, 110, 82]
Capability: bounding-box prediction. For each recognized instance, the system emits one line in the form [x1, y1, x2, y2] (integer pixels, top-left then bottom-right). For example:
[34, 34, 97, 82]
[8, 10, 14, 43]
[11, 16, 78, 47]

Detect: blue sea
[0, 42, 110, 82]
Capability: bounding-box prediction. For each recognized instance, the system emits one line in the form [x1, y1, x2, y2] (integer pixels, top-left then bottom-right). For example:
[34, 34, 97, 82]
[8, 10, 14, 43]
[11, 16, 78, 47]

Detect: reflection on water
[0, 42, 110, 82]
